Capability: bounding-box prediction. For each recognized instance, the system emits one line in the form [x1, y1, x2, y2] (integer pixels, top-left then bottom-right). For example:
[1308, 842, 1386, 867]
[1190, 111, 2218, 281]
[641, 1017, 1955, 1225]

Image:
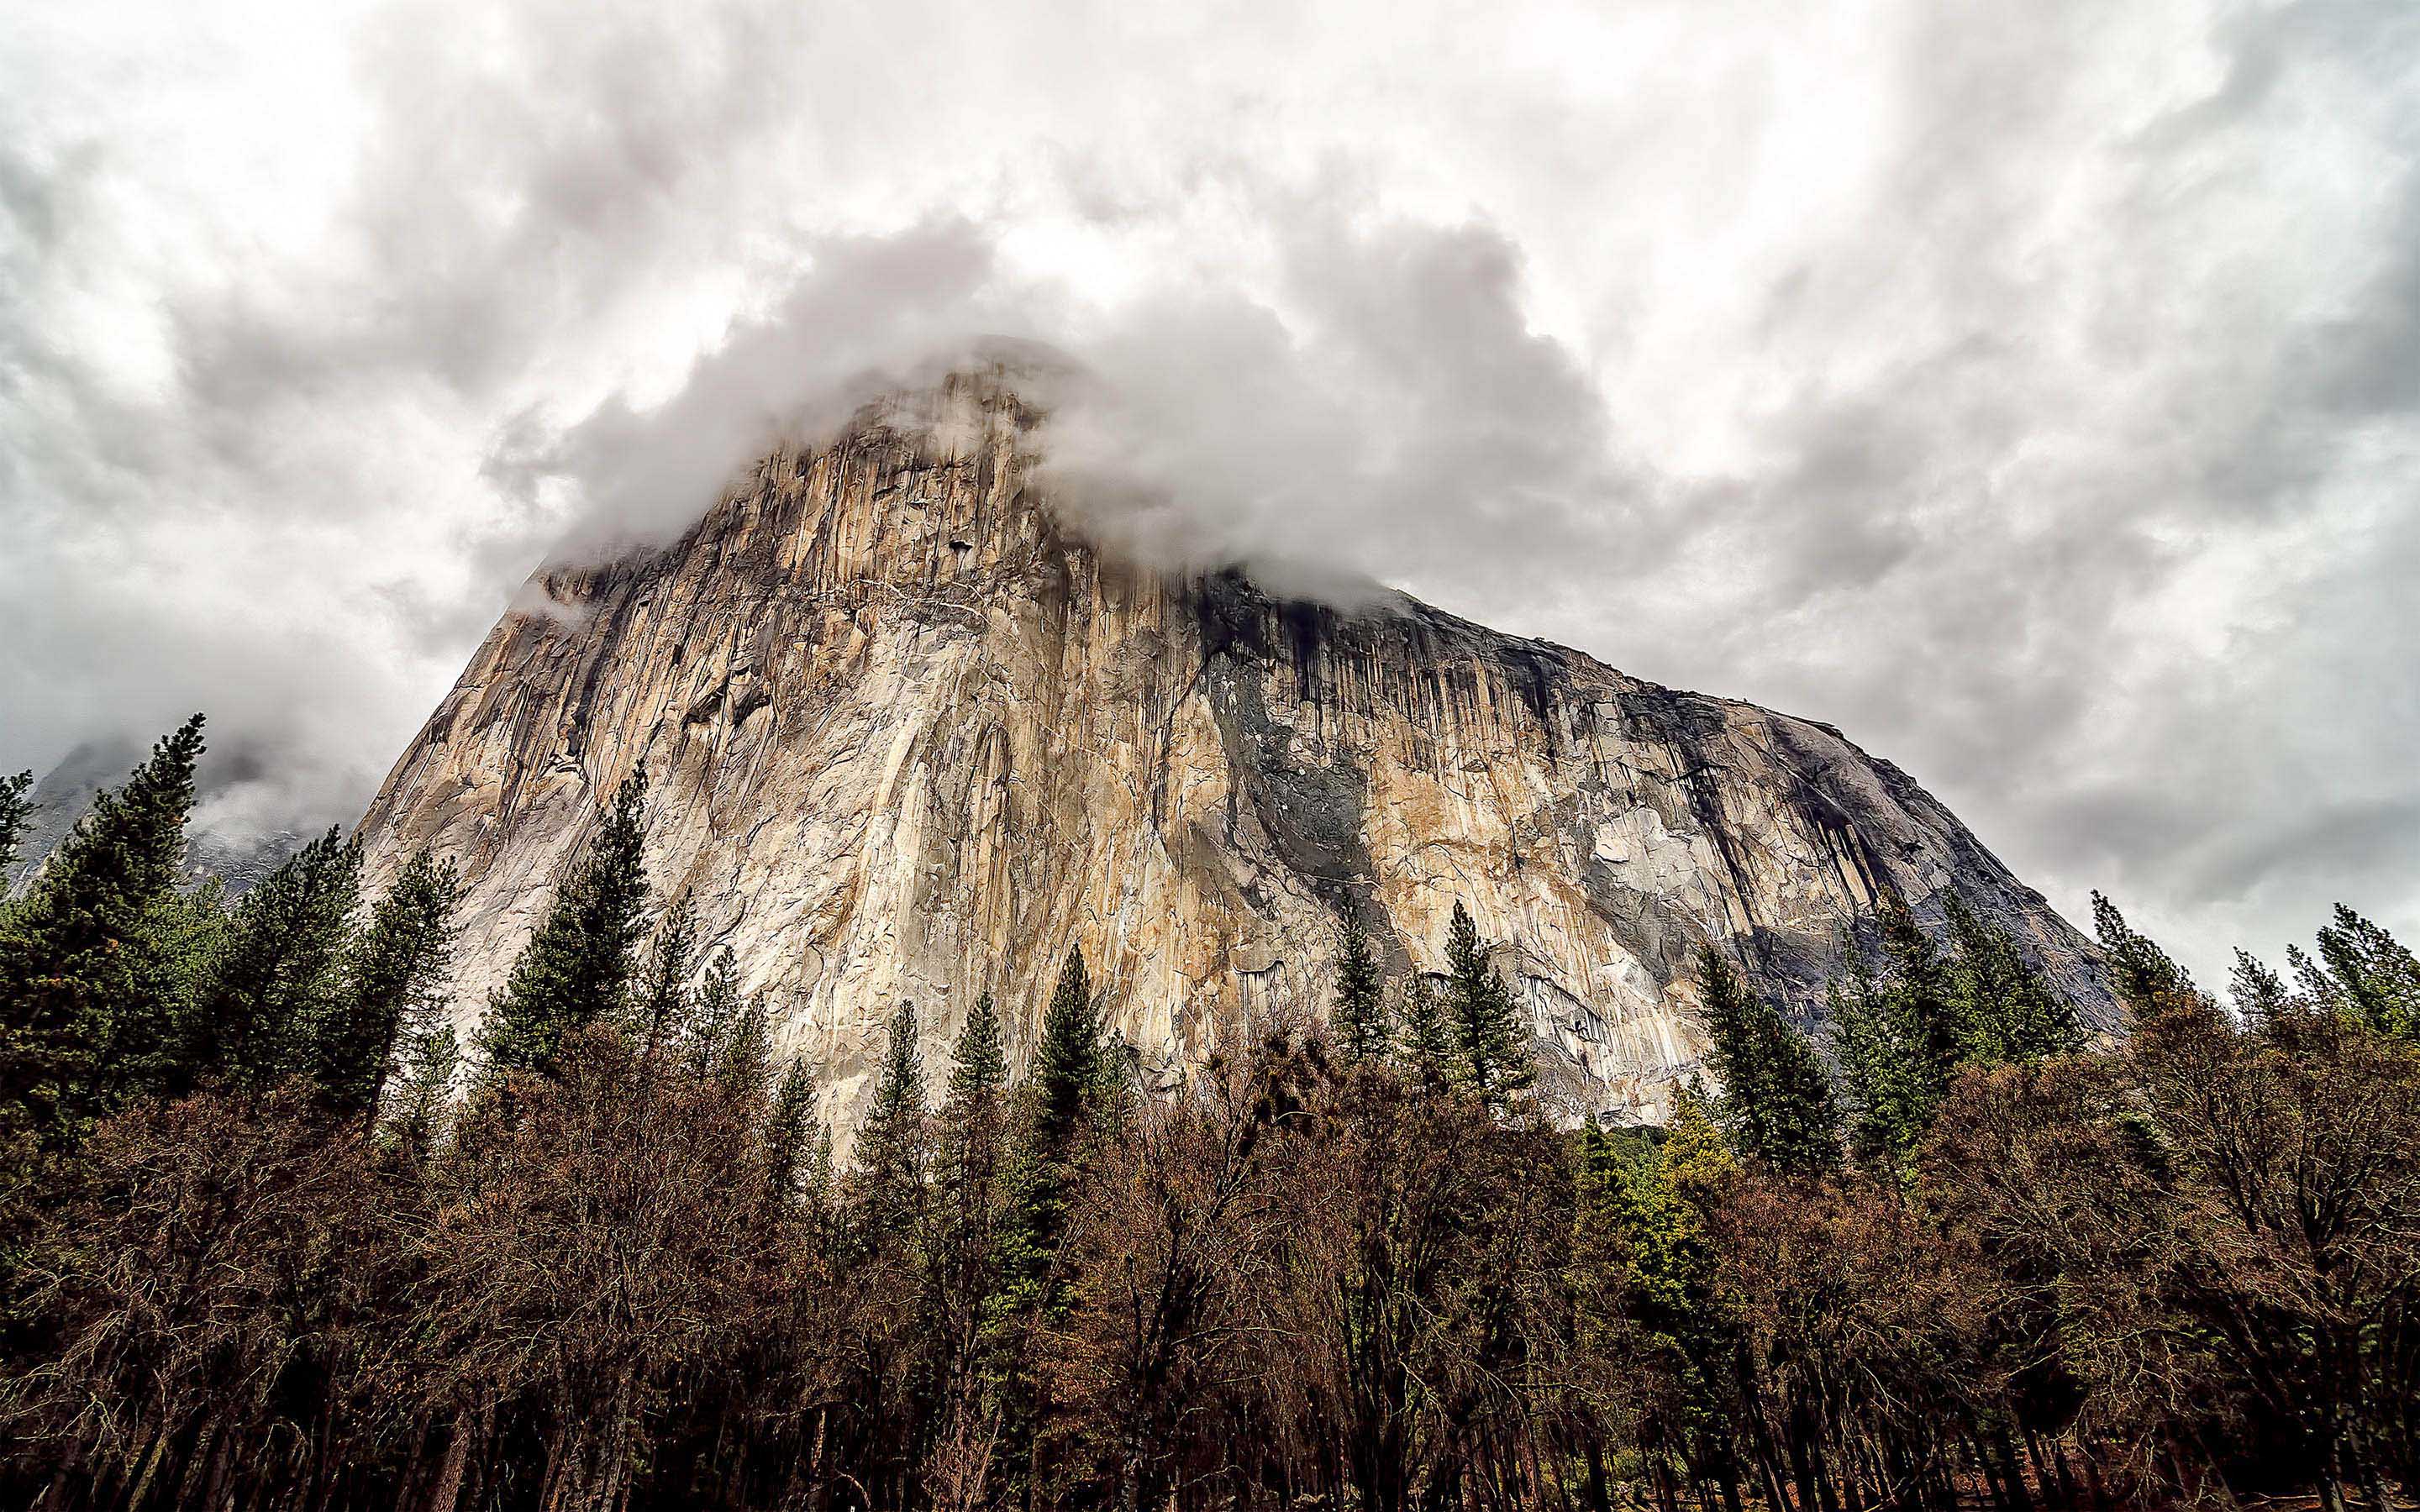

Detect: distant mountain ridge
[8, 738, 305, 898]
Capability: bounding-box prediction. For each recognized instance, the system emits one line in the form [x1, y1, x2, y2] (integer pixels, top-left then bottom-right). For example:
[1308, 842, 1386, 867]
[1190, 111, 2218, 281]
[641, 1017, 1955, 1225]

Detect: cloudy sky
[4, 0, 2414, 981]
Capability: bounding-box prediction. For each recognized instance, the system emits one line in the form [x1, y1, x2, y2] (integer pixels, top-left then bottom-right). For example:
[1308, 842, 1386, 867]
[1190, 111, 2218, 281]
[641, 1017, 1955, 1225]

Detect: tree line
[1, 717, 2415, 1512]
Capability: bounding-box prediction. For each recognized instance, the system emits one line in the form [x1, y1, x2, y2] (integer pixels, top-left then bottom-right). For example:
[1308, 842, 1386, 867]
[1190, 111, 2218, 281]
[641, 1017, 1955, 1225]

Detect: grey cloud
[3, 0, 2414, 986]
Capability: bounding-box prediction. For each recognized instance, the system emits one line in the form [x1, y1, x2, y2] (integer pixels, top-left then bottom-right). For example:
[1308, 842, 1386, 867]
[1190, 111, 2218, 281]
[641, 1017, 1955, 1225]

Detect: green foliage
[0, 716, 206, 1179]
[633, 889, 699, 1059]
[2091, 890, 2192, 1014]
[1943, 893, 2081, 1061]
[1442, 902, 1532, 1108]
[2308, 904, 2420, 1039]
[384, 1016, 460, 1159]
[946, 990, 1007, 1112]
[762, 1056, 821, 1216]
[683, 945, 744, 1078]
[317, 848, 460, 1121]
[1397, 972, 1454, 1086]
[0, 769, 31, 878]
[476, 769, 650, 1083]
[1331, 910, 1391, 1062]
[1696, 944, 1838, 1175]
[718, 990, 774, 1104]
[855, 1000, 927, 1232]
[190, 827, 363, 1094]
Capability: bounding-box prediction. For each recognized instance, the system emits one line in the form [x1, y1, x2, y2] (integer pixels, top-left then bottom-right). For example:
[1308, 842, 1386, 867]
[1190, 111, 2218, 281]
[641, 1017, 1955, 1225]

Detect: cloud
[2, 0, 2415, 984]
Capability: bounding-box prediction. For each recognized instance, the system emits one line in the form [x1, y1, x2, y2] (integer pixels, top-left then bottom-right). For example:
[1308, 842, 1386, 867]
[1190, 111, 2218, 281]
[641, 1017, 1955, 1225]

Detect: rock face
[356, 374, 2107, 1128]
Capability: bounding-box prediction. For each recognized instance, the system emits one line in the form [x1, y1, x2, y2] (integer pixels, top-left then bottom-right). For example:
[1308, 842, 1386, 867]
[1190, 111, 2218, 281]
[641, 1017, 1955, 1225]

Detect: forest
[1, 716, 2415, 1512]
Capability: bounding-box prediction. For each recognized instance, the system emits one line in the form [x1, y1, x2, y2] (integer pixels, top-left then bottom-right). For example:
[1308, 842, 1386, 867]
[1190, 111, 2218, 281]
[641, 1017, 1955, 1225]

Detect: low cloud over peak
[4, 0, 2416, 981]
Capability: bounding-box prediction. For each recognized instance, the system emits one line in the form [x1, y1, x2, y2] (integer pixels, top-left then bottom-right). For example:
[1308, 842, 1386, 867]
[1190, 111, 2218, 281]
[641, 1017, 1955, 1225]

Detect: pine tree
[313, 848, 460, 1121]
[0, 769, 32, 879]
[2229, 948, 2296, 1028]
[1875, 892, 1962, 1084]
[1331, 911, 1391, 1062]
[763, 1056, 821, 1216]
[1397, 974, 1455, 1088]
[385, 1017, 461, 1161]
[986, 949, 1102, 1330]
[190, 827, 363, 1095]
[1442, 902, 1533, 1107]
[1830, 970, 1928, 1173]
[683, 946, 744, 1077]
[946, 991, 1008, 1113]
[718, 990, 774, 1105]
[0, 716, 206, 1175]
[1943, 894, 2080, 1063]
[855, 1000, 928, 1238]
[936, 992, 1009, 1339]
[476, 769, 650, 1083]
[2091, 891, 2192, 1016]
[1697, 945, 1838, 1176]
[633, 890, 698, 1061]
[2310, 905, 2420, 1040]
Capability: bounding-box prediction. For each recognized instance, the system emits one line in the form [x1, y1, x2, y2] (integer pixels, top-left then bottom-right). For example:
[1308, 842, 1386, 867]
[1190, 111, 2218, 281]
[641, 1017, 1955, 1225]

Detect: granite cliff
[356, 374, 2107, 1127]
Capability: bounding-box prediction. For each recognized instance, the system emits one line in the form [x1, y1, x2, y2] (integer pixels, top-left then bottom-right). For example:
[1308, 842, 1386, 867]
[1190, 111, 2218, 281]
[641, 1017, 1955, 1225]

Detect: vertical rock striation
[356, 374, 2107, 1126]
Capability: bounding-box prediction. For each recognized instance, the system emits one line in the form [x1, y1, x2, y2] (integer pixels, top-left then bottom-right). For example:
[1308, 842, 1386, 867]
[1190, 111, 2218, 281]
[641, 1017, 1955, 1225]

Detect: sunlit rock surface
[357, 374, 2108, 1128]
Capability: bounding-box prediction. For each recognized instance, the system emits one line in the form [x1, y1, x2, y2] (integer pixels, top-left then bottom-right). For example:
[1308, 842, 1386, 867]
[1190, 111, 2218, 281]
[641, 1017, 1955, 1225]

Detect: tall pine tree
[1942, 893, 2079, 1063]
[1397, 974, 1455, 1088]
[1443, 902, 1533, 1108]
[1696, 945, 1837, 1176]
[2091, 891, 2192, 1016]
[0, 769, 31, 879]
[189, 827, 363, 1095]
[632, 890, 699, 1061]
[855, 1000, 928, 1241]
[476, 768, 650, 1083]
[1331, 911, 1391, 1062]
[763, 1056, 822, 1217]
[0, 716, 206, 1175]
[313, 847, 460, 1121]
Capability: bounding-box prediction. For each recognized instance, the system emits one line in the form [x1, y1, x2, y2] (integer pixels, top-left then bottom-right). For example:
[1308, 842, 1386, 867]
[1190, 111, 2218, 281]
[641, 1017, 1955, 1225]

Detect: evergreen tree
[1331, 911, 1391, 1062]
[189, 828, 363, 1095]
[0, 769, 31, 879]
[855, 1000, 927, 1237]
[2229, 948, 2296, 1029]
[313, 848, 460, 1121]
[683, 946, 744, 1077]
[385, 1017, 461, 1161]
[1943, 894, 2081, 1062]
[1442, 902, 1533, 1107]
[718, 991, 774, 1105]
[946, 990, 1008, 1113]
[2310, 905, 2420, 1040]
[1397, 974, 1455, 1088]
[0, 716, 206, 1175]
[763, 1055, 821, 1216]
[2091, 891, 2192, 1015]
[1875, 892, 1962, 1083]
[986, 948, 1102, 1330]
[476, 769, 650, 1083]
[1830, 970, 1928, 1173]
[633, 890, 698, 1061]
[1697, 945, 1837, 1176]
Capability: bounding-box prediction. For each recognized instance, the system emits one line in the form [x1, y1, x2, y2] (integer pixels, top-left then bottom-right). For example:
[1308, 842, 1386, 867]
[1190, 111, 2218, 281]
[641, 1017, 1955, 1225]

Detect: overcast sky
[4, 0, 2415, 983]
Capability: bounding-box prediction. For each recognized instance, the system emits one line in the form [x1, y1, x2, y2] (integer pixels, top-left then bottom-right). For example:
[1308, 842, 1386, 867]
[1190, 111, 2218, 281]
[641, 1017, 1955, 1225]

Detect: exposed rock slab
[356, 376, 2108, 1127]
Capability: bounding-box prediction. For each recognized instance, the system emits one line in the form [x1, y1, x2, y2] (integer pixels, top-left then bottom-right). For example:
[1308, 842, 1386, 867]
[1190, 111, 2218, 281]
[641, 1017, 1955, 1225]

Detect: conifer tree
[2091, 890, 2192, 1015]
[2229, 948, 2296, 1028]
[1331, 911, 1391, 1062]
[476, 769, 650, 1083]
[1830, 971, 1928, 1172]
[1943, 894, 2080, 1063]
[1397, 974, 1455, 1088]
[633, 890, 698, 1061]
[763, 1056, 821, 1216]
[2310, 904, 2420, 1040]
[986, 948, 1102, 1330]
[855, 1000, 928, 1237]
[190, 827, 363, 1095]
[1875, 892, 1963, 1083]
[314, 848, 460, 1121]
[386, 1018, 461, 1160]
[0, 716, 205, 1173]
[0, 769, 31, 879]
[718, 990, 774, 1105]
[935, 992, 1009, 1352]
[1697, 945, 1837, 1175]
[1443, 902, 1533, 1107]
[683, 946, 744, 1077]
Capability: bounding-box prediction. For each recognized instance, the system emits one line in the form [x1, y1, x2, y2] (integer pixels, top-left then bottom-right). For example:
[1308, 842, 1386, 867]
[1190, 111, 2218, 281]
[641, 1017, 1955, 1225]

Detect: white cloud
[2, 0, 2414, 982]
